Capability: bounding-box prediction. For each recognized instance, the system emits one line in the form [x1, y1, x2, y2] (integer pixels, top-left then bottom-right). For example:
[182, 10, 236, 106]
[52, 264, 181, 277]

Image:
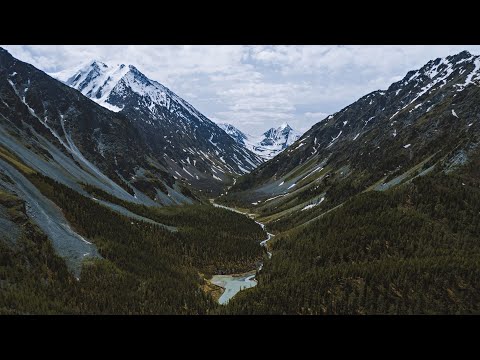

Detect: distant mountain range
[218, 123, 301, 160]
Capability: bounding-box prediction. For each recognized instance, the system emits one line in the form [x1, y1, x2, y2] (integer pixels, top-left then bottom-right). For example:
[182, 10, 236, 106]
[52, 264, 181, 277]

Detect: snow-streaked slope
[61, 61, 206, 121]
[223, 49, 480, 224]
[60, 61, 129, 112]
[218, 122, 302, 161]
[54, 61, 264, 190]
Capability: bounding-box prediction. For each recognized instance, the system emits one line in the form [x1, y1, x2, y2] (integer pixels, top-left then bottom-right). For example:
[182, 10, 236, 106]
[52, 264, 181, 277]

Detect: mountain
[0, 48, 201, 207]
[218, 122, 301, 160]
[217, 50, 480, 314]
[0, 47, 169, 273]
[222, 50, 480, 227]
[258, 123, 301, 159]
[56, 61, 263, 194]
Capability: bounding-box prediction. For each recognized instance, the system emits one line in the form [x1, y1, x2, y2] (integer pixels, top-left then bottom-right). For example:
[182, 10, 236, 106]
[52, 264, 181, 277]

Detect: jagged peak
[447, 50, 474, 61]
[124, 64, 152, 84]
[263, 123, 298, 139]
[89, 60, 108, 69]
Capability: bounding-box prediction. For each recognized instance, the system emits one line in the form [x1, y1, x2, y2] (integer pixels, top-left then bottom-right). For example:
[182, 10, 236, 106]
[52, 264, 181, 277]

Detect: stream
[210, 201, 274, 305]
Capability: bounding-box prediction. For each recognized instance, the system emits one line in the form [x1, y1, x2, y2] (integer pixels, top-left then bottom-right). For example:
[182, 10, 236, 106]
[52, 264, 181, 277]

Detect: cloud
[305, 112, 329, 119]
[3, 45, 480, 135]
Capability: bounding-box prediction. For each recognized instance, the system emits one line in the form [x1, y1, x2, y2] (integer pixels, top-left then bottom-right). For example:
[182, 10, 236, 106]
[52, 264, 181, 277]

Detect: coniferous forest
[1, 162, 266, 314]
[220, 167, 480, 314]
[2, 157, 480, 314]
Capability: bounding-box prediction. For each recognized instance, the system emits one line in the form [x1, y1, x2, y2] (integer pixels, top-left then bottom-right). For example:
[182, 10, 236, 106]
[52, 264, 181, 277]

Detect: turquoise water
[210, 272, 258, 305]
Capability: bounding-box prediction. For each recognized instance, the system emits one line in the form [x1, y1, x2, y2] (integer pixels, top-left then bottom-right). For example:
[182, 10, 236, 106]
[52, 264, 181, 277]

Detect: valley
[209, 201, 274, 304]
[1, 46, 480, 314]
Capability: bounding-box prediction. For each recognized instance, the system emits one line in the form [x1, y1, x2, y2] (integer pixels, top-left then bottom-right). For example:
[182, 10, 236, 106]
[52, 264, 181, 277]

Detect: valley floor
[207, 201, 274, 305]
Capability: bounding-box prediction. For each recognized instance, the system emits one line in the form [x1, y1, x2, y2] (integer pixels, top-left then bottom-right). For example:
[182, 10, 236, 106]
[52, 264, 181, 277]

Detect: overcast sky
[3, 45, 480, 135]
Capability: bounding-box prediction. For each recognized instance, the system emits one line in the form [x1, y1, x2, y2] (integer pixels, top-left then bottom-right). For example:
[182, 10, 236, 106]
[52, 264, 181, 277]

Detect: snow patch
[364, 116, 375, 127]
[301, 197, 325, 211]
[326, 130, 342, 148]
[182, 167, 194, 178]
[390, 111, 400, 120]
[265, 194, 286, 202]
[457, 57, 480, 91]
[409, 103, 422, 113]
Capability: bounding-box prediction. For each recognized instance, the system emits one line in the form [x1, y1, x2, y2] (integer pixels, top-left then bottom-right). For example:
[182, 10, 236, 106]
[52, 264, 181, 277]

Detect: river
[210, 201, 273, 305]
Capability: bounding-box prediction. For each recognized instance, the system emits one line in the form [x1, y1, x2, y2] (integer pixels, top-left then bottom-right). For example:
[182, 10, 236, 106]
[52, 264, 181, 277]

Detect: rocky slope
[222, 50, 480, 230]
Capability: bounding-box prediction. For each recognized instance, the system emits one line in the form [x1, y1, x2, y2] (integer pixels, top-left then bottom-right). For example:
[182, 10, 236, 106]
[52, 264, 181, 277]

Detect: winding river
[210, 202, 274, 305]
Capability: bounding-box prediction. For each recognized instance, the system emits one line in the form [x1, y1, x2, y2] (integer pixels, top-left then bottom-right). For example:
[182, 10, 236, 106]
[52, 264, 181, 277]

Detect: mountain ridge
[222, 49, 480, 229]
[55, 60, 264, 194]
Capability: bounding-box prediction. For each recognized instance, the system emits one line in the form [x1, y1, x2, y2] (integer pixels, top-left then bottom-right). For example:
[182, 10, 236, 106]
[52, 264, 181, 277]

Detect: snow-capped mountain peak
[62, 61, 131, 111]
[219, 123, 302, 161]
[61, 60, 215, 126]
[261, 123, 300, 148]
[55, 60, 264, 189]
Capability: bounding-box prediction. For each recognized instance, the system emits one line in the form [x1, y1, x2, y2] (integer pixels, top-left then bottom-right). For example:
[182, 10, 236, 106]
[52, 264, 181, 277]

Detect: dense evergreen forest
[220, 168, 480, 314]
[82, 183, 265, 275]
[32, 174, 265, 276]
[0, 146, 266, 314]
[2, 139, 480, 314]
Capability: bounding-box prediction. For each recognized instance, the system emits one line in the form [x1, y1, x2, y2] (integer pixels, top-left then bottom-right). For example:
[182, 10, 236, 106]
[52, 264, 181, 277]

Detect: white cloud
[3, 45, 480, 135]
[305, 112, 329, 119]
